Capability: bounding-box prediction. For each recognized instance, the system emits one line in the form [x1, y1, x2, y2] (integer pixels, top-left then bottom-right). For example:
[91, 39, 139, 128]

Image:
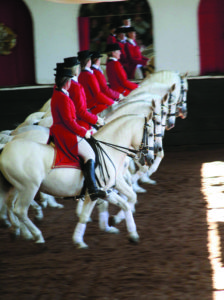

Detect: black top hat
[90, 51, 103, 59]
[54, 62, 64, 70]
[105, 43, 121, 53]
[121, 15, 131, 20]
[77, 50, 92, 61]
[54, 63, 73, 77]
[125, 26, 136, 33]
[64, 56, 80, 67]
[115, 27, 127, 34]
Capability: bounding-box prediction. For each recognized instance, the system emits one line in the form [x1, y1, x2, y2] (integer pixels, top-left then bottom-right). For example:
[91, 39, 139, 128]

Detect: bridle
[92, 117, 153, 159]
[88, 117, 154, 186]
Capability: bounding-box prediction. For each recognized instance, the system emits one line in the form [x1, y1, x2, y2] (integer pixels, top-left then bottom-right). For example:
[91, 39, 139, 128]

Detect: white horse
[0, 99, 157, 231]
[0, 113, 154, 248]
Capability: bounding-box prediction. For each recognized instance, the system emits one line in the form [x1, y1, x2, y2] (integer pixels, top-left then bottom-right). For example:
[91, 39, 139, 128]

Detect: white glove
[85, 130, 92, 139]
[119, 94, 125, 101]
[97, 116, 105, 126]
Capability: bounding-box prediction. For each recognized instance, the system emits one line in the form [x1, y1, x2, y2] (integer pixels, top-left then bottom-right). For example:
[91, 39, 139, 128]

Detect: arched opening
[198, 0, 224, 75]
[0, 0, 35, 87]
[78, 0, 153, 55]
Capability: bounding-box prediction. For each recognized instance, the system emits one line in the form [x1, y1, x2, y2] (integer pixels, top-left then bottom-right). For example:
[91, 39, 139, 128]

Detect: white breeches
[134, 66, 144, 80]
[77, 137, 95, 163]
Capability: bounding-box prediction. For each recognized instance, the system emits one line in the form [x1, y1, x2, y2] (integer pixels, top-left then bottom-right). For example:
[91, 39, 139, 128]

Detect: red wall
[198, 0, 224, 75]
[0, 0, 35, 87]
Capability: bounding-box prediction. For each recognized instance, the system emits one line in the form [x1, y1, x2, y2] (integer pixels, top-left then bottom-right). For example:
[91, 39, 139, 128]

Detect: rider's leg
[77, 137, 107, 201]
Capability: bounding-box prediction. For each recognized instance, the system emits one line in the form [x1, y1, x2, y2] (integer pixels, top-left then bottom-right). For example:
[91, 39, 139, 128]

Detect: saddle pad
[51, 143, 81, 170]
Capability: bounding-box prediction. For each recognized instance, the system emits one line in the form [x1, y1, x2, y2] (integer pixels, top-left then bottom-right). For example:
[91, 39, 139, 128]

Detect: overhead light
[46, 0, 126, 3]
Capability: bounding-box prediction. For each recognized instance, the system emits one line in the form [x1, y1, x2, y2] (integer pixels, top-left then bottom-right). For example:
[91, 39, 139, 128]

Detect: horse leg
[107, 191, 139, 244]
[0, 202, 11, 228]
[73, 194, 97, 249]
[0, 173, 11, 228]
[30, 199, 44, 221]
[35, 191, 64, 209]
[6, 188, 24, 240]
[97, 199, 119, 234]
[141, 151, 164, 185]
[13, 188, 45, 243]
[110, 176, 137, 226]
[6, 188, 34, 240]
[129, 161, 147, 193]
[76, 196, 92, 222]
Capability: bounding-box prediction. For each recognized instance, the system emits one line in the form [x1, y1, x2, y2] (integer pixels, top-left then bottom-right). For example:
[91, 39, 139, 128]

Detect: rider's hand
[85, 130, 92, 139]
[119, 93, 125, 101]
[97, 116, 105, 126]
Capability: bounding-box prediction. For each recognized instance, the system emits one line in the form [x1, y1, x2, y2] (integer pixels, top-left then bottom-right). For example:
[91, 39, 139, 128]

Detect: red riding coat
[107, 34, 116, 44]
[68, 78, 98, 130]
[106, 58, 138, 96]
[50, 88, 87, 162]
[125, 39, 149, 79]
[78, 69, 114, 115]
[91, 65, 120, 100]
[116, 39, 128, 72]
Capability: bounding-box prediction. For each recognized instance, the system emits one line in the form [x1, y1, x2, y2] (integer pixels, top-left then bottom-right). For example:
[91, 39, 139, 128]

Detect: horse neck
[95, 115, 144, 155]
[105, 100, 153, 123]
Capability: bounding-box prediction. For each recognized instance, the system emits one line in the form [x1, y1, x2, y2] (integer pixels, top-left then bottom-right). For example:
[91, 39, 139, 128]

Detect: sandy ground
[1, 144, 224, 300]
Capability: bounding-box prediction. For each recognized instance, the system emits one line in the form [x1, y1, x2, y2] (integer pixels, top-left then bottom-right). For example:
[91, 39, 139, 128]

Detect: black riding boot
[83, 159, 107, 201]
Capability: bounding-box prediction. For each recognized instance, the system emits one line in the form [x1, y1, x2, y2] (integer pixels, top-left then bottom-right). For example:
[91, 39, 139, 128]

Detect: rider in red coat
[115, 27, 128, 72]
[78, 50, 114, 115]
[50, 63, 106, 201]
[106, 23, 117, 44]
[105, 43, 138, 96]
[90, 51, 124, 102]
[124, 26, 149, 79]
[63, 56, 104, 130]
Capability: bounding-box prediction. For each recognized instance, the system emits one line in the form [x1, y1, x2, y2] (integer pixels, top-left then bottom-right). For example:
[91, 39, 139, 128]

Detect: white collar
[109, 57, 118, 61]
[92, 64, 100, 70]
[127, 38, 136, 46]
[84, 67, 93, 74]
[92, 64, 103, 73]
[62, 88, 69, 96]
[72, 76, 78, 82]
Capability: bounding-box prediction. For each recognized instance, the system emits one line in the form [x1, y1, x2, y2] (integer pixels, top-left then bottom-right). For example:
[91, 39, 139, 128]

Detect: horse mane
[146, 70, 180, 82]
[94, 113, 146, 138]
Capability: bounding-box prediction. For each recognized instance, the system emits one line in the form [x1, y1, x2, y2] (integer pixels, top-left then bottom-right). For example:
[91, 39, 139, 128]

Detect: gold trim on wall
[0, 23, 17, 55]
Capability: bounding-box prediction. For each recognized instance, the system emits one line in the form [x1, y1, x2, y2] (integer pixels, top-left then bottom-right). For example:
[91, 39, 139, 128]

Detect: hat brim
[54, 73, 73, 77]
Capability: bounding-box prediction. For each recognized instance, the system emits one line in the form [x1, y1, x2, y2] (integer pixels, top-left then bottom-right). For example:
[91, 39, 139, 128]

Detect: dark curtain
[198, 0, 224, 75]
[0, 0, 35, 87]
[78, 17, 90, 51]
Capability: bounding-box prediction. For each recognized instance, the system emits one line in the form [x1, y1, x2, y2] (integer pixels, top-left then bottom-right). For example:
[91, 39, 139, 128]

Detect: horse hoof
[76, 241, 88, 249]
[34, 212, 44, 222]
[35, 235, 45, 243]
[140, 175, 157, 185]
[56, 204, 64, 209]
[128, 232, 139, 244]
[133, 186, 147, 193]
[105, 226, 119, 234]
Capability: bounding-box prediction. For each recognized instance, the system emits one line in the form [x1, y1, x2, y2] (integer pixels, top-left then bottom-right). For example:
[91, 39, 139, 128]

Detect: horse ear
[148, 111, 153, 122]
[162, 93, 169, 104]
[151, 99, 156, 110]
[170, 83, 176, 92]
